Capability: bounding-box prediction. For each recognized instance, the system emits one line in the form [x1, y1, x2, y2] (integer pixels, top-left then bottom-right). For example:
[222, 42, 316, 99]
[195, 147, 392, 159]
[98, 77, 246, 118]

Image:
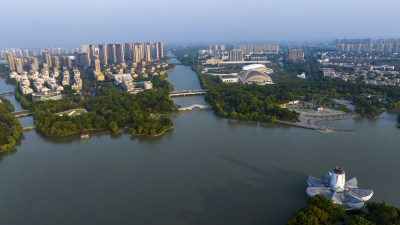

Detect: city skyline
[1, 0, 400, 49]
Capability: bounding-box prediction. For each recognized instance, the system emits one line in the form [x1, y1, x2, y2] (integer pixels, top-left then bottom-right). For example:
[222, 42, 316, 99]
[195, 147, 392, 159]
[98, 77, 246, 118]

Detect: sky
[1, 0, 400, 49]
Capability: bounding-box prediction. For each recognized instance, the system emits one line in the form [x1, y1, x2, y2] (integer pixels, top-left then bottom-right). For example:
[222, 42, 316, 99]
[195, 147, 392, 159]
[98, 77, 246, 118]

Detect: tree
[109, 121, 119, 133]
[344, 216, 375, 225]
[366, 201, 400, 225]
[287, 195, 345, 225]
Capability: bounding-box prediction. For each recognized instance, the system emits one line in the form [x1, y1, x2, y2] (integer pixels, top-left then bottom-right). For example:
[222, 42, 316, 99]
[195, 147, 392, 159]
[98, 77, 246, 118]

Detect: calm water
[0, 55, 399, 225]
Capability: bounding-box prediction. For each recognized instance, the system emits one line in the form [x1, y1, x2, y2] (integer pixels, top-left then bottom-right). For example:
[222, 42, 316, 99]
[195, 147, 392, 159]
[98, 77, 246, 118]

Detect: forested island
[14, 76, 178, 137]
[287, 195, 400, 225]
[0, 96, 23, 151]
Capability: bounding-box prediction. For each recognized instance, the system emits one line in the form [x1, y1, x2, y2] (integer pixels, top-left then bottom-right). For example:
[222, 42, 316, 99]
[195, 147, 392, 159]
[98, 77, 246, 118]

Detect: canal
[0, 54, 399, 224]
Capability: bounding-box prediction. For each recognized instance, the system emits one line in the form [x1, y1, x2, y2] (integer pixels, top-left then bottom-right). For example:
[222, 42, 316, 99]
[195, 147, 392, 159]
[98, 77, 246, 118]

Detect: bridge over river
[11, 110, 32, 118]
[0, 92, 14, 96]
[178, 104, 210, 111]
[170, 89, 208, 98]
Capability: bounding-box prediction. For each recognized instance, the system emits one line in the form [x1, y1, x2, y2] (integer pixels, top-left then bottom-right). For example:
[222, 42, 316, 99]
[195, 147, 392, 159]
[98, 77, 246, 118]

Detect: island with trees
[0, 96, 23, 151]
[13, 76, 178, 137]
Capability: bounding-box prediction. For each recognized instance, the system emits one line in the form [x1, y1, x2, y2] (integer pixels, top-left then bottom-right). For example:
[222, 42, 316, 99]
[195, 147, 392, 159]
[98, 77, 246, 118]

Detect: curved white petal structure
[306, 167, 373, 210]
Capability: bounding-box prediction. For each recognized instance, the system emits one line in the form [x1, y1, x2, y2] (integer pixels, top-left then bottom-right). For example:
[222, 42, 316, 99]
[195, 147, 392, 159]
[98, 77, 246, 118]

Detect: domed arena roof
[242, 64, 266, 71]
[238, 70, 273, 85]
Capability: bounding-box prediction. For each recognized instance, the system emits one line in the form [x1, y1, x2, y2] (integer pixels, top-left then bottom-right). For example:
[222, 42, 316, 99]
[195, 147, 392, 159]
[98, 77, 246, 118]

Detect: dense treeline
[206, 84, 300, 122]
[287, 195, 400, 225]
[14, 87, 31, 109]
[0, 96, 23, 151]
[174, 49, 198, 66]
[0, 96, 14, 112]
[33, 81, 178, 136]
[353, 96, 383, 116]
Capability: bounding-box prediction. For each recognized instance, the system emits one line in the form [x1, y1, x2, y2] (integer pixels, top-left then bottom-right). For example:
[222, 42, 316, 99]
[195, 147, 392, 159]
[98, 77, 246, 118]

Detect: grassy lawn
[55, 108, 87, 116]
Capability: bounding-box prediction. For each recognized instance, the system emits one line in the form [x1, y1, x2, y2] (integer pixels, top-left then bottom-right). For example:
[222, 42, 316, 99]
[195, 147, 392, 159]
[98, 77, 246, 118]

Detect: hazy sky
[1, 0, 400, 48]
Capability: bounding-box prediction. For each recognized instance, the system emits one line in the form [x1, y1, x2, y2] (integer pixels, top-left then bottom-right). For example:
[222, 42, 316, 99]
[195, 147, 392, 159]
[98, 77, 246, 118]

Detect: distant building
[61, 56, 72, 68]
[220, 75, 239, 83]
[116, 44, 125, 64]
[89, 44, 96, 59]
[288, 49, 304, 62]
[144, 42, 152, 62]
[42, 51, 52, 68]
[6, 52, 15, 71]
[107, 43, 117, 64]
[75, 53, 90, 67]
[32, 91, 62, 102]
[230, 49, 244, 61]
[125, 43, 133, 61]
[13, 57, 24, 73]
[155, 42, 164, 59]
[133, 43, 142, 63]
[27, 56, 39, 72]
[234, 44, 279, 54]
[53, 56, 60, 69]
[99, 44, 108, 65]
[81, 45, 90, 53]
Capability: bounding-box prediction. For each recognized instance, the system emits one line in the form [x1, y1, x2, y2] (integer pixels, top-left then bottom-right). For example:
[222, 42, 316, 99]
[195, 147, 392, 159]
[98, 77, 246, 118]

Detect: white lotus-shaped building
[306, 167, 373, 210]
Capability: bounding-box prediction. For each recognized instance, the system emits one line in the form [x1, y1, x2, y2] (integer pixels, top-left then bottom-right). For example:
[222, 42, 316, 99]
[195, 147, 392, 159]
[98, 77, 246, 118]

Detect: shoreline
[275, 113, 359, 133]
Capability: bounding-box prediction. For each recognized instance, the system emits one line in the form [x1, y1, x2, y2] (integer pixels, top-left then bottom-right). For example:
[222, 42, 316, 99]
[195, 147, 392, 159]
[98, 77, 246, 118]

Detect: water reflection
[181, 155, 307, 225]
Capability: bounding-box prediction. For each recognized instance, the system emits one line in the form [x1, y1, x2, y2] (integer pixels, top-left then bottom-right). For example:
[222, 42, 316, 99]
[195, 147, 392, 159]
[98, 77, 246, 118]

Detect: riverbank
[275, 113, 358, 133]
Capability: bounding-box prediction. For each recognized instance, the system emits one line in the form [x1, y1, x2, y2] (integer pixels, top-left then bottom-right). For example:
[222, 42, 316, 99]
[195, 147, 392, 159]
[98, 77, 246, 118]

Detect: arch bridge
[179, 104, 210, 111]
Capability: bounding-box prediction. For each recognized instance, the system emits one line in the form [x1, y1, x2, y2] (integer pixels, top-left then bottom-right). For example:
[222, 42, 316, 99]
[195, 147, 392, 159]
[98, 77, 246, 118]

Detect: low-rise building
[32, 91, 62, 102]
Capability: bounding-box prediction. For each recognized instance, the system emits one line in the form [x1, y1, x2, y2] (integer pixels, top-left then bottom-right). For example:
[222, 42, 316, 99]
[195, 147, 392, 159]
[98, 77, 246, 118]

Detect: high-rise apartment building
[116, 44, 125, 64]
[234, 44, 279, 54]
[288, 49, 304, 61]
[230, 49, 244, 61]
[155, 42, 164, 59]
[138, 43, 144, 61]
[6, 52, 15, 71]
[66, 57, 72, 68]
[27, 56, 39, 72]
[53, 56, 60, 69]
[144, 42, 152, 62]
[13, 57, 24, 73]
[133, 43, 141, 63]
[107, 44, 117, 64]
[75, 53, 90, 67]
[99, 44, 108, 65]
[92, 55, 101, 72]
[82, 53, 90, 67]
[42, 51, 52, 68]
[125, 43, 133, 61]
[89, 44, 96, 59]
